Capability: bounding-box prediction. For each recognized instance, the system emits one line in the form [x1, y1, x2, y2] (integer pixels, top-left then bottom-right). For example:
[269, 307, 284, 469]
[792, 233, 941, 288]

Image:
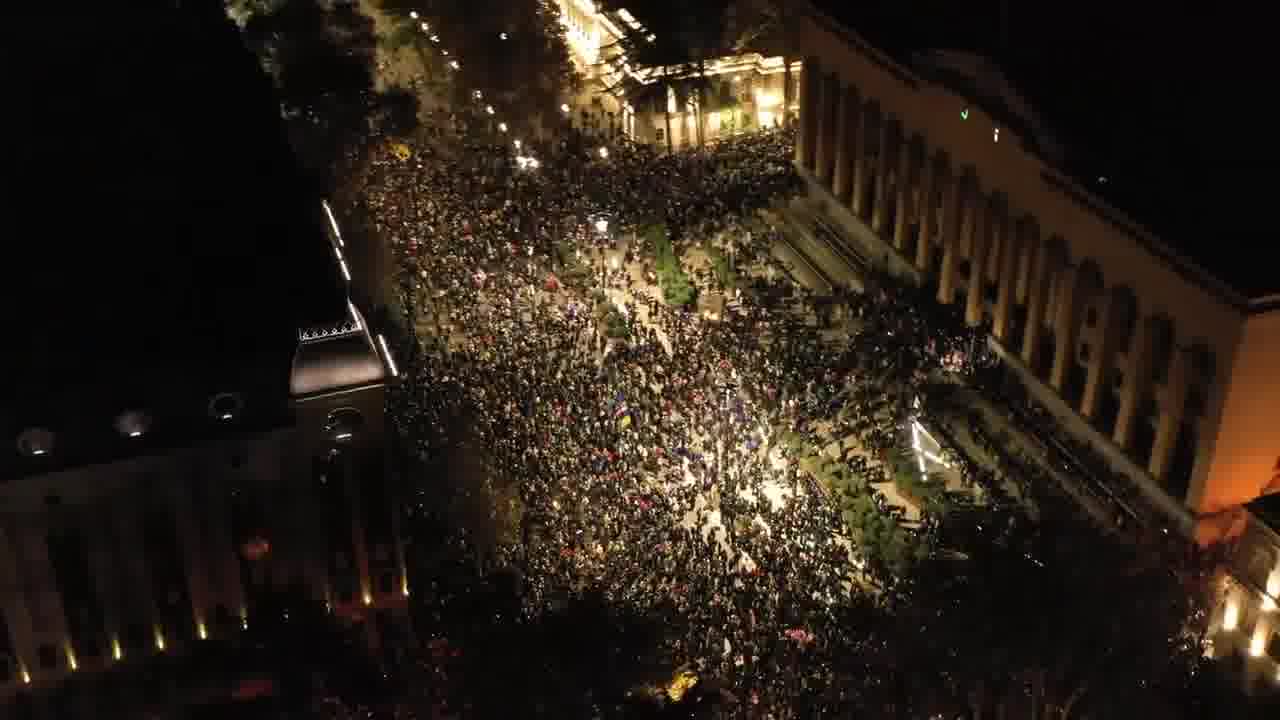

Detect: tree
[863, 498, 1218, 720]
[732, 0, 800, 128]
[238, 0, 382, 190]
[378, 0, 577, 136]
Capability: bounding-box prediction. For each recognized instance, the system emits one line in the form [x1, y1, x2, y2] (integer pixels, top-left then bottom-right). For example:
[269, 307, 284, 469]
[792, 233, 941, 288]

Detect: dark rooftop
[3, 1, 346, 426]
[811, 0, 1274, 301]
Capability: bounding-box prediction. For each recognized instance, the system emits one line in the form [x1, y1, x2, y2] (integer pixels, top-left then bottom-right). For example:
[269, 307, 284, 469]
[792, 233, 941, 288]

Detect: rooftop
[1, 2, 348, 478]
[810, 0, 1274, 301]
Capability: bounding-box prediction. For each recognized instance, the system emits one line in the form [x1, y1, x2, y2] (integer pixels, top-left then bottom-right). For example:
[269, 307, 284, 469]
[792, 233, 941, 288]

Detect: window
[325, 408, 364, 443]
[16, 428, 56, 458]
[208, 392, 244, 422]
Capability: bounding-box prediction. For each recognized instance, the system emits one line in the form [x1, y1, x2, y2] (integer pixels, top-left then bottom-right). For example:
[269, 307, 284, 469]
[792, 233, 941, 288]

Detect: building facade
[0, 203, 402, 701]
[788, 3, 1278, 533]
[557, 0, 798, 148]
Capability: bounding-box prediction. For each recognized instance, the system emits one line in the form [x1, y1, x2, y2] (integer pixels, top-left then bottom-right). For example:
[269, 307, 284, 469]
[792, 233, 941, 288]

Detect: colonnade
[795, 56, 1214, 499]
[0, 447, 405, 693]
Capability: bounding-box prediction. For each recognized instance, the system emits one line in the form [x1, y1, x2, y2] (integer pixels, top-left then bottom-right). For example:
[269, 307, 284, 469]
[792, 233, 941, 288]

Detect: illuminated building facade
[555, 0, 799, 147]
[788, 3, 1279, 534]
[0, 2, 404, 707]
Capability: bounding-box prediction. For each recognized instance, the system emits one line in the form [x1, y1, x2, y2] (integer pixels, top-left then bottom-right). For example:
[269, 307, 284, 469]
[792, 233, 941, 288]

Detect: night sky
[813, 0, 1270, 298]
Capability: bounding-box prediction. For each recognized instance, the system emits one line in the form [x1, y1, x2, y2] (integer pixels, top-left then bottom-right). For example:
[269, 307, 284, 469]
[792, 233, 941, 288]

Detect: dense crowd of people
[350, 85, 1001, 716]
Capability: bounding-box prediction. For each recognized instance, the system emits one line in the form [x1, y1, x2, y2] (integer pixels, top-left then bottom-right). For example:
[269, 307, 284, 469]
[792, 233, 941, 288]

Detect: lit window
[326, 408, 365, 443]
[208, 392, 244, 422]
[114, 410, 151, 439]
[17, 428, 56, 458]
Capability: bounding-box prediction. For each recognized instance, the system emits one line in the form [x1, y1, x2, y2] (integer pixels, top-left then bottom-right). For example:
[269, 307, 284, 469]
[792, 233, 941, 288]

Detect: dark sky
[813, 0, 1271, 298]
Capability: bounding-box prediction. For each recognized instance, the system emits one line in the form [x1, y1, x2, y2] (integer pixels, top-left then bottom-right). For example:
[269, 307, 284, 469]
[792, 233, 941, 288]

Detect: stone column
[1149, 347, 1192, 484]
[1020, 239, 1054, 368]
[992, 215, 1021, 340]
[1049, 264, 1087, 391]
[1080, 289, 1130, 419]
[871, 116, 896, 234]
[1113, 314, 1157, 452]
[814, 72, 840, 185]
[796, 56, 821, 170]
[935, 167, 964, 305]
[851, 103, 874, 218]
[1014, 218, 1037, 305]
[831, 86, 860, 202]
[965, 194, 992, 326]
[892, 135, 917, 250]
[914, 153, 939, 272]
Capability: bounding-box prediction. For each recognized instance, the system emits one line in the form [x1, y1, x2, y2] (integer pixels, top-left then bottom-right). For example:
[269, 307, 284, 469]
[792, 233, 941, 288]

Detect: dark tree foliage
[240, 0, 415, 190]
[836, 497, 1219, 720]
[379, 0, 576, 134]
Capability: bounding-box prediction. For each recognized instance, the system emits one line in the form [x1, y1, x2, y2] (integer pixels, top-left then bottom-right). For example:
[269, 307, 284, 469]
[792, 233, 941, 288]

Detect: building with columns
[556, 0, 798, 147]
[0, 1, 405, 708]
[790, 3, 1278, 528]
[788, 1, 1280, 691]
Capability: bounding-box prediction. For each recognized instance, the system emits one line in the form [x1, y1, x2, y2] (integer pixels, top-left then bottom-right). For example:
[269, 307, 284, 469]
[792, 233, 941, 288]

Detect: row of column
[795, 55, 1204, 492]
[0, 452, 405, 690]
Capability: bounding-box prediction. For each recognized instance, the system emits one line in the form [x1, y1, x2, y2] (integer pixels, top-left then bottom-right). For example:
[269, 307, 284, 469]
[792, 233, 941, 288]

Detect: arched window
[325, 407, 365, 443]
[17, 428, 56, 457]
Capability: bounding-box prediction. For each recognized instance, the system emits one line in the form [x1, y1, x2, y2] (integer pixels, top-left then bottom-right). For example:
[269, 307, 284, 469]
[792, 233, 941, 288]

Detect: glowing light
[514, 139, 522, 149]
[362, 590, 373, 606]
[1251, 621, 1268, 657]
[754, 90, 781, 109]
[598, 146, 609, 158]
[112, 636, 123, 661]
[498, 122, 508, 132]
[32, 448, 46, 456]
[500, 32, 508, 40]
[993, 127, 1000, 142]
[21, 667, 30, 684]
[960, 108, 969, 120]
[430, 35, 439, 43]
[378, 334, 400, 377]
[401, 576, 411, 597]
[449, 60, 460, 70]
[128, 430, 142, 438]
[322, 200, 344, 247]
[339, 257, 351, 282]
[221, 412, 233, 421]
[66, 646, 78, 671]
[561, 103, 571, 113]
[486, 105, 495, 115]
[420, 21, 429, 31]
[473, 90, 482, 99]
[1222, 598, 1239, 631]
[198, 621, 208, 640]
[154, 629, 166, 652]
[409, 10, 418, 19]
[595, 219, 609, 233]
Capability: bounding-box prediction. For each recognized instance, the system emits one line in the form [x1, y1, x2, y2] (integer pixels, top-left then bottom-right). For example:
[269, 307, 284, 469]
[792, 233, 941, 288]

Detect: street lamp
[498, 122, 508, 132]
[486, 105, 495, 115]
[561, 103, 571, 113]
[409, 10, 418, 19]
[449, 60, 460, 70]
[598, 146, 609, 159]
